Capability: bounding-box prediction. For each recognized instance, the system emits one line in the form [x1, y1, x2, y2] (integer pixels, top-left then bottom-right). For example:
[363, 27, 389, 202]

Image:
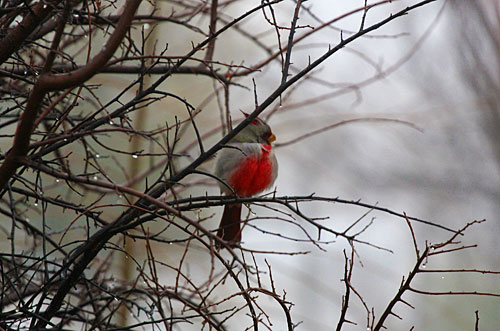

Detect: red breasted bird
[215, 116, 278, 247]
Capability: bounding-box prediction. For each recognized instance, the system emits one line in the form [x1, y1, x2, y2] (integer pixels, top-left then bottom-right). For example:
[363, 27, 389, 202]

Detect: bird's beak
[268, 133, 276, 143]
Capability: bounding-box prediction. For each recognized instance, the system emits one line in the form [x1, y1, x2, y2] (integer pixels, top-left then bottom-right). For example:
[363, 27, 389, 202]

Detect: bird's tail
[216, 203, 242, 248]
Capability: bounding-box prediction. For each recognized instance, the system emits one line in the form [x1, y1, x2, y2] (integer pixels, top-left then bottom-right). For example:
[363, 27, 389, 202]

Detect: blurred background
[195, 0, 500, 329]
[1, 0, 499, 329]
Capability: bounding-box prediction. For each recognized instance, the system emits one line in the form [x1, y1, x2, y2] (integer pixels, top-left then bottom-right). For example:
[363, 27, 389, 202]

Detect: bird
[214, 114, 278, 247]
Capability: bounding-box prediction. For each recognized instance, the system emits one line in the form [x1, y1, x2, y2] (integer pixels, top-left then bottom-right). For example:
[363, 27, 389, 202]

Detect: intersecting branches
[326, 218, 498, 331]
[371, 219, 497, 330]
[2, 0, 494, 330]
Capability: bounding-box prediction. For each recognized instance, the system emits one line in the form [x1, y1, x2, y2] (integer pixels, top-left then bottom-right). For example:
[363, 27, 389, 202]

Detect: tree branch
[0, 0, 64, 65]
[0, 0, 141, 191]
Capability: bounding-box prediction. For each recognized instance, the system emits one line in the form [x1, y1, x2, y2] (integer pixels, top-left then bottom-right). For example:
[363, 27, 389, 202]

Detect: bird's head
[230, 113, 276, 144]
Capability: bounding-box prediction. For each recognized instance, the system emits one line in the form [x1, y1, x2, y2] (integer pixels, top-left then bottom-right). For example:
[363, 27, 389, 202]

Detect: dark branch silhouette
[0, 0, 497, 330]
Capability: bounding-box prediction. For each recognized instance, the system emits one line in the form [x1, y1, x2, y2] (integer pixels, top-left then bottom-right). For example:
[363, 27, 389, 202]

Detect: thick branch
[0, 0, 64, 65]
[37, 0, 142, 91]
[0, 0, 142, 191]
[0, 85, 46, 190]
